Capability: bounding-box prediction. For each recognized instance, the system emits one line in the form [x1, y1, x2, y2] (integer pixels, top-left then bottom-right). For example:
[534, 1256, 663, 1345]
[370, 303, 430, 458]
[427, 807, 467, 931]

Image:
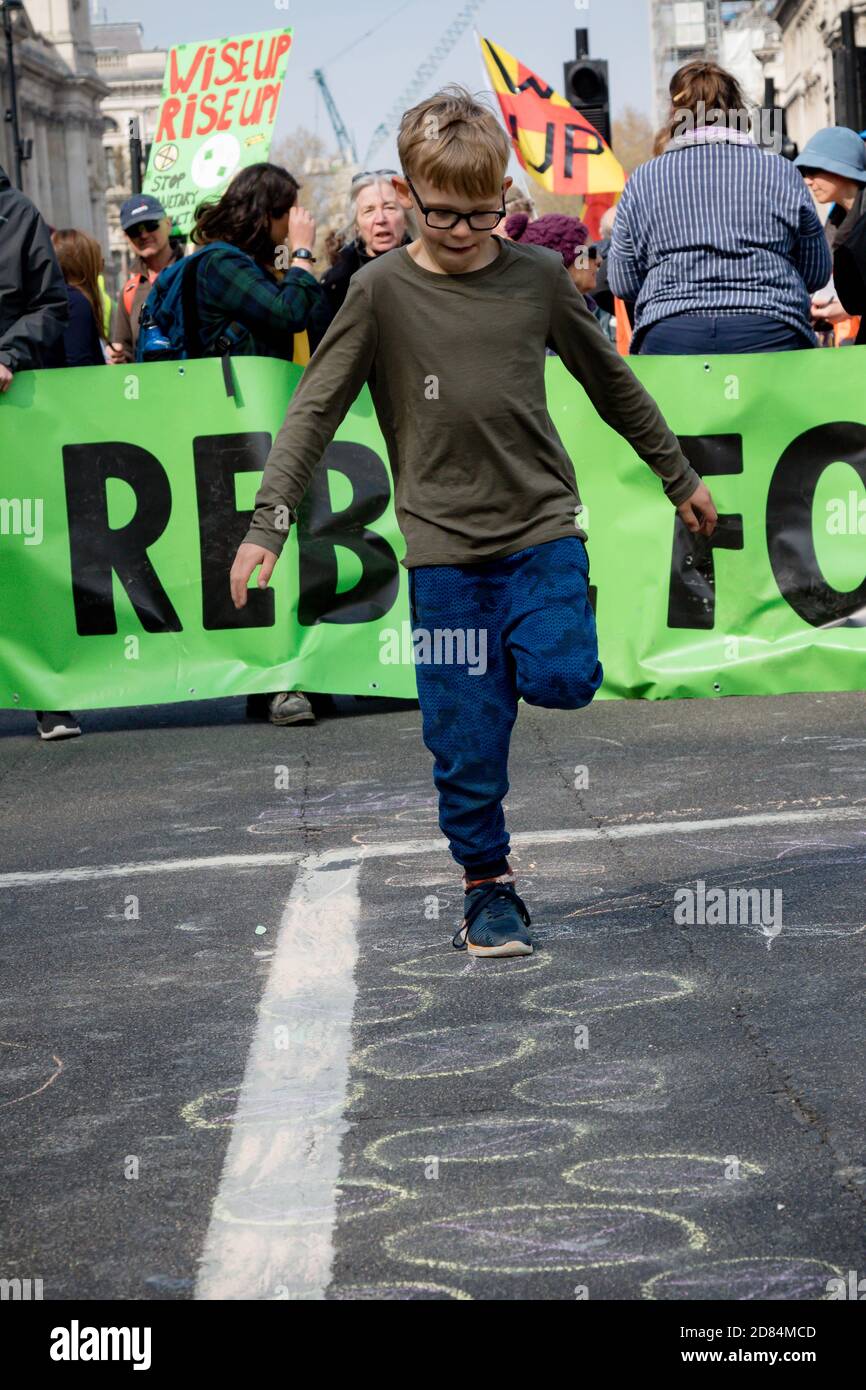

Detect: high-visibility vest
[614, 298, 633, 355]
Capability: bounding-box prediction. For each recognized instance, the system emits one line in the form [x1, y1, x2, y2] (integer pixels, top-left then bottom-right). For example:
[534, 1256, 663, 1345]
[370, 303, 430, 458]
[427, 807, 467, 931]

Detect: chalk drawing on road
[563, 1153, 764, 1195]
[385, 1202, 708, 1274]
[181, 1079, 365, 1130]
[246, 783, 436, 836]
[0, 1041, 64, 1109]
[354, 1024, 537, 1079]
[391, 950, 551, 981]
[365, 1116, 587, 1170]
[755, 920, 866, 940]
[384, 866, 459, 888]
[642, 1257, 844, 1301]
[522, 971, 696, 1018]
[513, 1059, 666, 1108]
[212, 1177, 413, 1229]
[328, 1281, 472, 1300]
[355, 984, 434, 1027]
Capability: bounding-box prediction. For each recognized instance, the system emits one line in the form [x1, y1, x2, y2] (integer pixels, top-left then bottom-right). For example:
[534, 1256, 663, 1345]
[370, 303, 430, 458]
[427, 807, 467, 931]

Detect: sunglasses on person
[350, 168, 399, 187]
[403, 174, 505, 231]
[127, 220, 162, 239]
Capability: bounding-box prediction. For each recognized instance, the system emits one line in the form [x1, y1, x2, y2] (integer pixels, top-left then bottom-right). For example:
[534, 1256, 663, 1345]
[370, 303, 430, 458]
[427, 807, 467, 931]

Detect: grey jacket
[0, 164, 68, 371]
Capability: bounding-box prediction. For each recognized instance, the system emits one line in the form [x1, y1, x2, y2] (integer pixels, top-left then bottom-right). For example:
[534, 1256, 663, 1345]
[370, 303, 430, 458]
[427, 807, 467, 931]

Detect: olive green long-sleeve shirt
[245, 237, 699, 568]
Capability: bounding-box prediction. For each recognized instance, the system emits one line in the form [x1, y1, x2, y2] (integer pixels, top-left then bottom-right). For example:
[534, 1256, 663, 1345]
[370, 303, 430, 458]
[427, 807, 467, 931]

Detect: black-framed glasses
[404, 174, 505, 231]
[127, 220, 161, 238]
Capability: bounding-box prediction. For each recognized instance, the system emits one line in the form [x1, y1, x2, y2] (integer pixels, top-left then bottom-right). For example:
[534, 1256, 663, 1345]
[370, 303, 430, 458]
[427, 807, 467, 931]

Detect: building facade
[92, 19, 166, 291]
[650, 0, 725, 123]
[0, 1, 108, 239]
[771, 1, 866, 150]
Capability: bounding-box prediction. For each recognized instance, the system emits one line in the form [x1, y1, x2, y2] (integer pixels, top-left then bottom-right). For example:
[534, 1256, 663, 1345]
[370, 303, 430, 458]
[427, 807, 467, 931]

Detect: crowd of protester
[3, 56, 866, 739]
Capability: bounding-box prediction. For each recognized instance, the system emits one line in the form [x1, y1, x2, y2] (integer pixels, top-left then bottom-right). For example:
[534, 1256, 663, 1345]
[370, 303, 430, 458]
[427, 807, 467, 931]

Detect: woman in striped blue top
[608, 61, 832, 356]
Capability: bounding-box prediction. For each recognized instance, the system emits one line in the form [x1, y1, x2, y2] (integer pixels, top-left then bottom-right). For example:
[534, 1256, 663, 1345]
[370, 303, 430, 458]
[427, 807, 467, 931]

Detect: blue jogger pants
[408, 536, 603, 872]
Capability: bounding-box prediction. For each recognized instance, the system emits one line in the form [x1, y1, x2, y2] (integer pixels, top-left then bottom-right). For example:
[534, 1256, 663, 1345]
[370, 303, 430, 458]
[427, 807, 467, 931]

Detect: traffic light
[833, 12, 866, 132]
[563, 29, 611, 149]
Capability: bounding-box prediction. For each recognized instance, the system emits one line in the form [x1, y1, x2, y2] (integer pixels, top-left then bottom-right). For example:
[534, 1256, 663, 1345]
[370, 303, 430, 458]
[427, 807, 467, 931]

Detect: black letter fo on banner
[767, 422, 866, 627]
[668, 434, 744, 629]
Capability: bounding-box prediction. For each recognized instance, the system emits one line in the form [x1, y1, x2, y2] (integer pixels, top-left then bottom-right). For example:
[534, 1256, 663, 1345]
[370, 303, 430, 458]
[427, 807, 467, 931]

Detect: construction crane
[311, 68, 358, 165]
[364, 0, 488, 163]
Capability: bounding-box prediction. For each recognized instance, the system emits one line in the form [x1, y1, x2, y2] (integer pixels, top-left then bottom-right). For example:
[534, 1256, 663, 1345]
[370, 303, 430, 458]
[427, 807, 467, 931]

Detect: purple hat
[506, 211, 591, 268]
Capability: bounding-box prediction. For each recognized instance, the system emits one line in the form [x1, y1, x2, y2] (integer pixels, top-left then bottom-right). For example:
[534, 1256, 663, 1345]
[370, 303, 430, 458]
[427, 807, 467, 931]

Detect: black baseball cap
[120, 194, 167, 231]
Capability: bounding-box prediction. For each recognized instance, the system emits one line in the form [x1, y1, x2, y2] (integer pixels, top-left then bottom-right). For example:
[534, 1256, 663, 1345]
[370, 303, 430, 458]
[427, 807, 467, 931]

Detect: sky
[94, 0, 653, 164]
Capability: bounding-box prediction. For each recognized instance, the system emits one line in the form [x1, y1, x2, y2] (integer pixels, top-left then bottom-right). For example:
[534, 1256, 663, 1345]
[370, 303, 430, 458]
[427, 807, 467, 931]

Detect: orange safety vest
[614, 298, 633, 355]
[122, 270, 150, 319]
[834, 315, 861, 346]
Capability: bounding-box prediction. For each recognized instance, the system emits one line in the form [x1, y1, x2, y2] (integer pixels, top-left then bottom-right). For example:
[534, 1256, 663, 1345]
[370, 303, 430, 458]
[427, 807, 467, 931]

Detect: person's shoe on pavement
[453, 867, 533, 957]
[245, 691, 316, 725]
[35, 711, 81, 741]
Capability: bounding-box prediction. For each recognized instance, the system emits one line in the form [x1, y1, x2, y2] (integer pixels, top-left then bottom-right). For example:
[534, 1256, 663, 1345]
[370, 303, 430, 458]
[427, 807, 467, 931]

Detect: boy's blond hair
[397, 84, 511, 200]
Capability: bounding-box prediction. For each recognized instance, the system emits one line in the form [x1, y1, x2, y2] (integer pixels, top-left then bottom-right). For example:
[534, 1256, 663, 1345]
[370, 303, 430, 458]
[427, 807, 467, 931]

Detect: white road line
[0, 850, 304, 888]
[3, 805, 865, 888]
[195, 852, 360, 1301]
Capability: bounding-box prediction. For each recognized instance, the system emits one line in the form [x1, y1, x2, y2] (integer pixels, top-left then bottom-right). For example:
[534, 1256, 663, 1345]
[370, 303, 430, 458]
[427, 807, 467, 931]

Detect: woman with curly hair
[185, 161, 330, 363]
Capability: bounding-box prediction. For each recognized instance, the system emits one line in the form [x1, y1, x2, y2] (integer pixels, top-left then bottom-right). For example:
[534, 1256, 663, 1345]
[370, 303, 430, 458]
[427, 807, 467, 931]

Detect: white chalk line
[195, 857, 359, 1301]
[3, 805, 866, 888]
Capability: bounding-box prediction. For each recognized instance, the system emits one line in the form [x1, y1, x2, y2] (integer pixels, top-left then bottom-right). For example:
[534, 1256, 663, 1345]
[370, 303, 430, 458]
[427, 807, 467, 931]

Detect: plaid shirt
[195, 246, 332, 358]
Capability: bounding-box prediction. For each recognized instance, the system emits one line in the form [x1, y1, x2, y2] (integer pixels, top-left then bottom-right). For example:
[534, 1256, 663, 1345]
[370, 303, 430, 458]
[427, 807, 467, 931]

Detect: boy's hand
[676, 481, 717, 538]
[0, 363, 13, 393]
[230, 543, 279, 609]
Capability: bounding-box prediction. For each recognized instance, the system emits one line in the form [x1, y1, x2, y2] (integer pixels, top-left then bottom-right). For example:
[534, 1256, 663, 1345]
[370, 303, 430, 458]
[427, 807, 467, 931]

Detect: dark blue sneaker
[453, 875, 533, 958]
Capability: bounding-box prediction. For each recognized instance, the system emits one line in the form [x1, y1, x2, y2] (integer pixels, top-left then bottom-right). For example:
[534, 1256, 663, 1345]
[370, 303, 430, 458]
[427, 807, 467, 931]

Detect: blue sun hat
[794, 126, 866, 183]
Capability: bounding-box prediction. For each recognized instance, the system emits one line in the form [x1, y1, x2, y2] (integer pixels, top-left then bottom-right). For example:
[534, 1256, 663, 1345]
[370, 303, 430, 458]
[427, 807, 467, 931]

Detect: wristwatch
[291, 248, 317, 264]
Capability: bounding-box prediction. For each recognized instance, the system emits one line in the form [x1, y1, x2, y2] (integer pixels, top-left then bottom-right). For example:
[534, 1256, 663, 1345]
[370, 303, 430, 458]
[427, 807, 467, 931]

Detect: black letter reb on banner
[297, 441, 399, 626]
[63, 442, 181, 636]
[194, 431, 275, 630]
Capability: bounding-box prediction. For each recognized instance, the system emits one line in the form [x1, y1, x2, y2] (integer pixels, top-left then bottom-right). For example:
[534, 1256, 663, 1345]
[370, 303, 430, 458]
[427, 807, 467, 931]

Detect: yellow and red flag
[480, 35, 625, 200]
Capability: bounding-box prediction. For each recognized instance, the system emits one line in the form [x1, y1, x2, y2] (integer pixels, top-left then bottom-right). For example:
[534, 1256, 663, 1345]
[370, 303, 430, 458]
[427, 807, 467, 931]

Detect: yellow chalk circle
[513, 1059, 666, 1107]
[354, 1024, 536, 1079]
[355, 984, 434, 1027]
[563, 1152, 765, 1195]
[523, 971, 696, 1018]
[391, 950, 551, 981]
[365, 1116, 587, 1170]
[213, 1177, 413, 1229]
[385, 1201, 708, 1274]
[180, 1078, 364, 1130]
[642, 1256, 844, 1301]
[328, 1281, 472, 1300]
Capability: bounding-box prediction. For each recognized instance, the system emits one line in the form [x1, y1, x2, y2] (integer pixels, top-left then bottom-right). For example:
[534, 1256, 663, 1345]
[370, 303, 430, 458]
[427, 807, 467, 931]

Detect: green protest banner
[143, 28, 293, 234]
[0, 350, 865, 711]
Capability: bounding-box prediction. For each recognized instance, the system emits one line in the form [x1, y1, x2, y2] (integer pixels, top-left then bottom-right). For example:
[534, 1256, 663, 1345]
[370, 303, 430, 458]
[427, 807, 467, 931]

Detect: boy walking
[231, 87, 717, 958]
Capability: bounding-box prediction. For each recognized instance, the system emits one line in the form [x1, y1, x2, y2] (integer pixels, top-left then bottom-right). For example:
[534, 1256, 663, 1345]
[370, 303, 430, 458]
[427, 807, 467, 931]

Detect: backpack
[135, 242, 251, 365]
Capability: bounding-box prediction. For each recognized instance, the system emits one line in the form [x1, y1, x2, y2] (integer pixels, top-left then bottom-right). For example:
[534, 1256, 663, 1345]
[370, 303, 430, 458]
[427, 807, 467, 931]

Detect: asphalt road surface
[1, 690, 864, 1302]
